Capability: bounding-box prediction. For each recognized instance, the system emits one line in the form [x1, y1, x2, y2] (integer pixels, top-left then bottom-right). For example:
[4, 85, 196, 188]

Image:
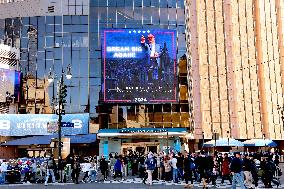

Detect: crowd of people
[0, 150, 282, 188]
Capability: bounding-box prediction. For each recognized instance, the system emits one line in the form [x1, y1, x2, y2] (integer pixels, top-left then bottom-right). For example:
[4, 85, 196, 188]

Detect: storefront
[98, 128, 191, 156]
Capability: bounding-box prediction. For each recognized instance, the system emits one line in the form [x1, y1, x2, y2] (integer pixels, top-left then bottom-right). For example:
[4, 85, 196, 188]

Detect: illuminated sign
[102, 29, 177, 103]
[0, 114, 89, 136]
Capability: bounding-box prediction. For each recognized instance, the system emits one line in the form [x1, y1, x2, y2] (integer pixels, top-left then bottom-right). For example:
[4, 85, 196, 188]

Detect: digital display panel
[0, 68, 16, 102]
[102, 29, 177, 103]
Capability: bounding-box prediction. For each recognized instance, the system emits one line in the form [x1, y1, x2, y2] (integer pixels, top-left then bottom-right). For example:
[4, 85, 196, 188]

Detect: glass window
[177, 9, 185, 25]
[30, 17, 37, 27]
[37, 21, 45, 36]
[55, 16, 62, 24]
[143, 0, 151, 7]
[21, 26, 28, 37]
[116, 0, 125, 7]
[37, 51, 45, 60]
[20, 37, 28, 48]
[80, 48, 88, 58]
[80, 16, 88, 25]
[63, 16, 72, 24]
[80, 59, 88, 76]
[46, 24, 54, 33]
[79, 86, 88, 104]
[46, 16, 54, 24]
[143, 9, 152, 24]
[151, 0, 159, 7]
[151, 8, 159, 24]
[160, 8, 168, 24]
[72, 16, 81, 24]
[63, 25, 72, 32]
[22, 17, 29, 25]
[54, 48, 62, 59]
[36, 59, 45, 78]
[160, 0, 168, 8]
[177, 0, 184, 8]
[37, 36, 45, 50]
[46, 50, 53, 59]
[55, 25, 62, 33]
[62, 35, 71, 47]
[108, 0, 116, 7]
[168, 8, 177, 25]
[134, 0, 142, 7]
[72, 50, 80, 59]
[45, 37, 54, 47]
[168, 0, 176, 8]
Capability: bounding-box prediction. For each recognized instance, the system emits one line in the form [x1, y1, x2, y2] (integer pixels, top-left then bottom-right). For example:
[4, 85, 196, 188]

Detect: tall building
[187, 0, 284, 140]
[0, 0, 192, 157]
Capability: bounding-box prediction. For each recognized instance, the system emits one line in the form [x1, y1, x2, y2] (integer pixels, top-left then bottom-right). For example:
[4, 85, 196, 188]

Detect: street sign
[61, 122, 74, 128]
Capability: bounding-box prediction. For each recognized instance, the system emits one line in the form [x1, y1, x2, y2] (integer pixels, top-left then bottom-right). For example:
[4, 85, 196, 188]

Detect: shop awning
[2, 134, 97, 146]
[243, 139, 277, 147]
[203, 138, 244, 147]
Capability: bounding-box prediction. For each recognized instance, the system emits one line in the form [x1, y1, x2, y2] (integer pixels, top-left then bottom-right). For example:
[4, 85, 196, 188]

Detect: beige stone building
[186, 0, 284, 140]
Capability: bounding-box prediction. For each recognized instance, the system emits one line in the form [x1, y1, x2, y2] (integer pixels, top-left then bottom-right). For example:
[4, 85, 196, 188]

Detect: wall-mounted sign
[0, 114, 89, 136]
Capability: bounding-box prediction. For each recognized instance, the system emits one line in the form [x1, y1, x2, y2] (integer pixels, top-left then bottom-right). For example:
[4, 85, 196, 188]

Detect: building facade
[0, 0, 192, 156]
[187, 0, 284, 140]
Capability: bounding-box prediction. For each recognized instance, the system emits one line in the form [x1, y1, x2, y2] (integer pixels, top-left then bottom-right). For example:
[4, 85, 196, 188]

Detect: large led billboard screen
[102, 29, 177, 103]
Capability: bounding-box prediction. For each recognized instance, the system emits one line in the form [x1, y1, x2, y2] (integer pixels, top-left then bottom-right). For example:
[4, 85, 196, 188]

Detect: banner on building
[0, 113, 89, 136]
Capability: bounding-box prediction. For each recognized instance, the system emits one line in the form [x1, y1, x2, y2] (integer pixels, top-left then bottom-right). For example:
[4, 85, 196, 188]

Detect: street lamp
[277, 105, 284, 130]
[47, 64, 72, 172]
[213, 130, 218, 153]
[263, 134, 266, 152]
[227, 131, 230, 146]
[202, 132, 204, 149]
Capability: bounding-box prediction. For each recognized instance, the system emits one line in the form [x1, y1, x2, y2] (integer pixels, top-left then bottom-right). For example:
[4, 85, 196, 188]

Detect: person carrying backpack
[183, 152, 194, 188]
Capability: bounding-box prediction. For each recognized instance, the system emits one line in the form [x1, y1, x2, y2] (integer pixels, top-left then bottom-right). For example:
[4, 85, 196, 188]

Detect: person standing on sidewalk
[143, 152, 156, 186]
[243, 154, 254, 189]
[170, 154, 178, 183]
[99, 156, 108, 180]
[44, 155, 56, 186]
[183, 152, 194, 188]
[230, 152, 246, 189]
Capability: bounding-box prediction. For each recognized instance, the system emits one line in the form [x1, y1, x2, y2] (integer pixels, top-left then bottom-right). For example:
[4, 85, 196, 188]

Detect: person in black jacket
[264, 156, 279, 188]
[195, 151, 209, 189]
[230, 152, 246, 189]
[99, 156, 109, 180]
[183, 152, 194, 188]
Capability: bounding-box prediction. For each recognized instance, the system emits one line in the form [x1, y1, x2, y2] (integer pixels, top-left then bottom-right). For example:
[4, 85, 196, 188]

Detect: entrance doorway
[121, 142, 160, 154]
[148, 146, 157, 153]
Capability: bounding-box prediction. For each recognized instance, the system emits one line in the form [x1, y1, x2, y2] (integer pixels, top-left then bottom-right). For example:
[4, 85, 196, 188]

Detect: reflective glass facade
[90, 0, 189, 129]
[0, 15, 89, 114]
[0, 0, 189, 131]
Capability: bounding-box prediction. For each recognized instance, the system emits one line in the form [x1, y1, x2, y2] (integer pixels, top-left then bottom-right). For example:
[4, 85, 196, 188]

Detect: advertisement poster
[0, 114, 89, 136]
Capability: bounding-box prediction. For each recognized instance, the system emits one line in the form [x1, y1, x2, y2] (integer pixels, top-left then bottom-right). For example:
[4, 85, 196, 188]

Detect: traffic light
[60, 84, 67, 103]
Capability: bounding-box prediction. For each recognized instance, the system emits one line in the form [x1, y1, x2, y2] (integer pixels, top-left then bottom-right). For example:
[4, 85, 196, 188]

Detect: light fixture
[48, 68, 54, 83]
[66, 64, 72, 80]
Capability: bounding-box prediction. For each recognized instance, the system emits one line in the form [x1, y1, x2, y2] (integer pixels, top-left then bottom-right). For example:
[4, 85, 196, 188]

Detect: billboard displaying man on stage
[102, 29, 177, 103]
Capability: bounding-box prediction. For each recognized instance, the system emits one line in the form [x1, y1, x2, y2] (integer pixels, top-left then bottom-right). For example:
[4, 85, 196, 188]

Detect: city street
[0, 177, 283, 189]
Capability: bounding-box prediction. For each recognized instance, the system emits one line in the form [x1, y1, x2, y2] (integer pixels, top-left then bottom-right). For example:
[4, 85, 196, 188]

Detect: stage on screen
[102, 29, 177, 103]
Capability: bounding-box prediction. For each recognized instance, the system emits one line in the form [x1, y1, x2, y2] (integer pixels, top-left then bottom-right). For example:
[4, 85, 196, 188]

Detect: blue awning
[3, 134, 97, 146]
